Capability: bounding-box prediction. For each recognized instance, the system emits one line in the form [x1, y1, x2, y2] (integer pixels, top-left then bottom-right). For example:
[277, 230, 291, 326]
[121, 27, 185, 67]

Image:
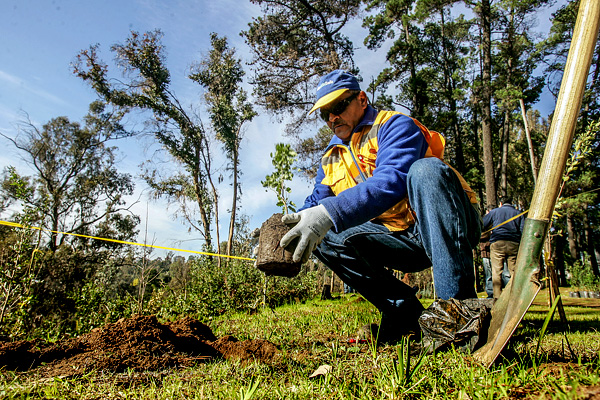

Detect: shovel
[473, 0, 600, 367]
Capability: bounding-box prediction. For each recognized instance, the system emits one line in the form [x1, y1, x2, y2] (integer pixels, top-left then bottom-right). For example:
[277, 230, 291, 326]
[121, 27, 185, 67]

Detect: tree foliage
[0, 103, 140, 338]
[190, 33, 257, 258]
[74, 30, 217, 251]
[0, 102, 137, 252]
[242, 0, 361, 131]
[262, 143, 298, 214]
[364, 0, 431, 120]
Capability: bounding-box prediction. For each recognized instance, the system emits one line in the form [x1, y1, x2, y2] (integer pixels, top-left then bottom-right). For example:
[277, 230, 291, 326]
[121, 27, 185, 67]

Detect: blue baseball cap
[309, 70, 361, 115]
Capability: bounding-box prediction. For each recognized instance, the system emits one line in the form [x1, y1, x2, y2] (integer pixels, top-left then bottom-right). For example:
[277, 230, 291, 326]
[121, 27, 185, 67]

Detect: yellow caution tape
[0, 220, 255, 261]
[482, 209, 529, 235]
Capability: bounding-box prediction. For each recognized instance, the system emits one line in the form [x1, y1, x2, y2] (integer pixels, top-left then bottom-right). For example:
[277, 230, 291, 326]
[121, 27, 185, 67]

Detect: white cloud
[0, 70, 21, 86]
[0, 69, 69, 108]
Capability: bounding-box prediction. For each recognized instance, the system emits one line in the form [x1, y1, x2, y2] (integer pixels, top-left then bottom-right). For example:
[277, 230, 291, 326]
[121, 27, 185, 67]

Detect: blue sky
[0, 0, 293, 257]
[0, 0, 561, 258]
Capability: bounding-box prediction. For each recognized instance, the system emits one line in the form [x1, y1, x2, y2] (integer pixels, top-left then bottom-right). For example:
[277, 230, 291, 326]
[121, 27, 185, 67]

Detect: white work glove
[280, 204, 334, 264]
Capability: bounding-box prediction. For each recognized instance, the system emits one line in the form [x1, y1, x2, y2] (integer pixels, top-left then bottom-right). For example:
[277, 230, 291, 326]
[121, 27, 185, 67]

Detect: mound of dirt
[0, 315, 279, 378]
[211, 335, 279, 363]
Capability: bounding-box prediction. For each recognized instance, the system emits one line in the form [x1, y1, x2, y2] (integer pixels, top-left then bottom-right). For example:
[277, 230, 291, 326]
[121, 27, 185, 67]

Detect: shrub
[150, 256, 319, 322]
[0, 227, 41, 340]
[568, 253, 600, 291]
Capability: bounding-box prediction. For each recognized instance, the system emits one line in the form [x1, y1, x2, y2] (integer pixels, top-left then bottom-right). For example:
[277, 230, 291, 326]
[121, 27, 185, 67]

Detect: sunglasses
[320, 92, 359, 122]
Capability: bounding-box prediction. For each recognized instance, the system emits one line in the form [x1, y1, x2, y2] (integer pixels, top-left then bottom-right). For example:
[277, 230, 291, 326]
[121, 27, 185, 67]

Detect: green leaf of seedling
[535, 294, 561, 360]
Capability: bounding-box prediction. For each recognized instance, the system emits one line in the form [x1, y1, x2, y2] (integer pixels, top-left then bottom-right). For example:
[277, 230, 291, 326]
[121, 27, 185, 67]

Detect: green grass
[1, 294, 598, 399]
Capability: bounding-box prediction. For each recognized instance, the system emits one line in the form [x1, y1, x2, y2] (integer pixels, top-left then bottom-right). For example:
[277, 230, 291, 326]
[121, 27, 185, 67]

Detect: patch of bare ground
[0, 315, 279, 378]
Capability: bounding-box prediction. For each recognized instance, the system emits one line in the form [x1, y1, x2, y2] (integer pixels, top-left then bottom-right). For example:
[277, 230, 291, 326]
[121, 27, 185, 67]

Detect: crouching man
[280, 70, 481, 343]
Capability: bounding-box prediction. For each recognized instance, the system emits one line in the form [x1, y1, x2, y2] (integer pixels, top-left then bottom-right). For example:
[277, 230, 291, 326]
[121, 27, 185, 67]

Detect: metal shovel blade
[473, 218, 545, 367]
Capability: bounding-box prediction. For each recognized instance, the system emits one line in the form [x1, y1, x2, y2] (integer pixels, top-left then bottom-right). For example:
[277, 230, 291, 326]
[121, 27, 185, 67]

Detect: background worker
[279, 70, 481, 343]
[482, 196, 525, 299]
[480, 207, 511, 298]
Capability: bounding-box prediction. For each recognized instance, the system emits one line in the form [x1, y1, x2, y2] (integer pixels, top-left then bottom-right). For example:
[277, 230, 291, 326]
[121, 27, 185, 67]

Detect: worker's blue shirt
[482, 204, 525, 243]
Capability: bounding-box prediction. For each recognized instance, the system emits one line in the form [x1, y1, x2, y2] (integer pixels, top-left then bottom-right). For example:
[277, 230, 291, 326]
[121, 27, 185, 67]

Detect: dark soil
[0, 315, 279, 378]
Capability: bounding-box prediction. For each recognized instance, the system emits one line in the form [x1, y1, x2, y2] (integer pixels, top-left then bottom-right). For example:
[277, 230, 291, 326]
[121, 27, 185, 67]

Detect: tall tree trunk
[472, 97, 485, 210]
[193, 172, 213, 250]
[499, 12, 514, 199]
[205, 169, 221, 269]
[500, 110, 510, 197]
[197, 137, 221, 268]
[584, 211, 599, 276]
[226, 146, 239, 260]
[478, 0, 497, 207]
[191, 145, 214, 254]
[566, 214, 578, 260]
[519, 99, 538, 184]
[403, 15, 422, 119]
[440, 6, 465, 173]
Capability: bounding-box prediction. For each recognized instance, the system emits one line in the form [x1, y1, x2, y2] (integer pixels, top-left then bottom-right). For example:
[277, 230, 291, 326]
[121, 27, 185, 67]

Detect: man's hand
[280, 204, 333, 263]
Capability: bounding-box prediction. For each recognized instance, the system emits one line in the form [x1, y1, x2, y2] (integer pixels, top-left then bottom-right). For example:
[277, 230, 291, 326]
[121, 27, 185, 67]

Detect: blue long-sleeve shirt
[300, 106, 428, 232]
[482, 204, 525, 243]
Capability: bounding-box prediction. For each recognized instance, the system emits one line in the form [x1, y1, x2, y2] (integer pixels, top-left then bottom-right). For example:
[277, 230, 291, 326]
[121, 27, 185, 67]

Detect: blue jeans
[314, 158, 481, 334]
[483, 257, 510, 298]
[483, 257, 493, 297]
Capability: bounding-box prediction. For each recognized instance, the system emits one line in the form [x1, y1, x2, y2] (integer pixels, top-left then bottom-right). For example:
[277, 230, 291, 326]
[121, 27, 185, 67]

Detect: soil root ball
[256, 212, 302, 277]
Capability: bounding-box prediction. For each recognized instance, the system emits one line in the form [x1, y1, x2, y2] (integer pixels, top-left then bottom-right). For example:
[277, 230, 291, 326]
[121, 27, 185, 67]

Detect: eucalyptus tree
[74, 30, 217, 251]
[0, 103, 139, 335]
[0, 102, 137, 252]
[190, 33, 257, 259]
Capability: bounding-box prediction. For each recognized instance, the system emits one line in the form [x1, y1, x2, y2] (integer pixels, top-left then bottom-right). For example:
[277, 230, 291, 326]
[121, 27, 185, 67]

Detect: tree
[190, 33, 257, 260]
[414, 0, 473, 173]
[364, 0, 431, 121]
[0, 102, 137, 252]
[74, 30, 218, 251]
[472, 0, 498, 207]
[262, 143, 298, 214]
[492, 0, 547, 198]
[242, 0, 361, 132]
[0, 103, 139, 336]
[539, 0, 600, 276]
